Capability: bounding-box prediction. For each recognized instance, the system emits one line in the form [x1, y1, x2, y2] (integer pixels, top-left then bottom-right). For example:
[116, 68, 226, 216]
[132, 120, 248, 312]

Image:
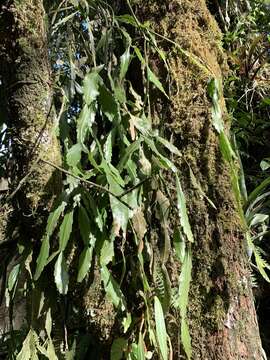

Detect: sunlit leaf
[134, 46, 144, 63]
[120, 47, 131, 81]
[122, 312, 132, 333]
[114, 83, 127, 103]
[129, 82, 143, 109]
[101, 265, 126, 311]
[173, 228, 185, 263]
[118, 139, 141, 172]
[82, 192, 104, 232]
[116, 15, 138, 26]
[208, 78, 224, 132]
[156, 136, 181, 157]
[54, 252, 69, 295]
[178, 248, 192, 318]
[138, 147, 151, 176]
[17, 329, 39, 360]
[66, 143, 82, 168]
[129, 343, 139, 360]
[34, 236, 50, 281]
[105, 162, 126, 188]
[69, 0, 78, 6]
[8, 264, 20, 292]
[45, 309, 52, 337]
[77, 245, 94, 283]
[249, 213, 269, 227]
[154, 296, 168, 360]
[131, 114, 151, 136]
[52, 11, 78, 32]
[247, 177, 270, 206]
[219, 131, 236, 162]
[176, 174, 194, 243]
[126, 159, 138, 182]
[137, 333, 145, 360]
[260, 159, 270, 171]
[104, 131, 113, 162]
[107, 174, 130, 236]
[34, 201, 67, 280]
[147, 67, 169, 98]
[252, 244, 270, 283]
[145, 138, 177, 172]
[178, 249, 192, 359]
[181, 319, 192, 360]
[77, 104, 96, 151]
[46, 338, 58, 360]
[46, 202, 67, 238]
[100, 238, 114, 266]
[83, 71, 102, 105]
[59, 210, 74, 251]
[261, 97, 270, 106]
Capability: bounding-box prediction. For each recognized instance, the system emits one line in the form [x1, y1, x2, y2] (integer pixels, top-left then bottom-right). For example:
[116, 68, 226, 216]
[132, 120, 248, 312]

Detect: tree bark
[0, 0, 61, 214]
[0, 0, 265, 359]
[0, 0, 61, 335]
[133, 0, 263, 359]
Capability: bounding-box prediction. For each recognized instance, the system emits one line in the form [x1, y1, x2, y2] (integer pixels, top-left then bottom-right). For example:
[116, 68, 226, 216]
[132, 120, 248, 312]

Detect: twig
[119, 177, 150, 197]
[7, 80, 38, 90]
[7, 156, 41, 202]
[40, 159, 133, 210]
[5, 91, 54, 202]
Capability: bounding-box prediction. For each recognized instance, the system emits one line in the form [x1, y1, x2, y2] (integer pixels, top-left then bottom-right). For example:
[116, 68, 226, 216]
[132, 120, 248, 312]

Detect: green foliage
[59, 210, 74, 251]
[111, 338, 128, 360]
[36, 0, 197, 358]
[221, 0, 270, 283]
[16, 310, 67, 360]
[54, 252, 69, 295]
[178, 249, 192, 360]
[223, 0, 270, 48]
[208, 75, 270, 282]
[34, 201, 67, 280]
[5, 0, 219, 358]
[154, 296, 168, 360]
[245, 187, 270, 280]
[4, 0, 262, 357]
[8, 264, 20, 294]
[176, 174, 194, 243]
[45, 1, 198, 357]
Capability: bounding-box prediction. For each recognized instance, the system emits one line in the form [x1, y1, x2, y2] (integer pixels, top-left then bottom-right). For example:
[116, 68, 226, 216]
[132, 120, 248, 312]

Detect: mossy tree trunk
[0, 0, 265, 359]
[133, 0, 263, 359]
[0, 0, 61, 333]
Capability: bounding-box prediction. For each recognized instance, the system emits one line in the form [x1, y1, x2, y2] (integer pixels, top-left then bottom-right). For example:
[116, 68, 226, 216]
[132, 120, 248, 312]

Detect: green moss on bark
[0, 0, 61, 335]
[0, 0, 61, 214]
[133, 0, 263, 359]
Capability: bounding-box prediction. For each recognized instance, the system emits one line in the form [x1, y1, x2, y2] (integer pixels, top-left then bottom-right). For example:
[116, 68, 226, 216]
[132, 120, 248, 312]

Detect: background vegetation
[219, 0, 270, 353]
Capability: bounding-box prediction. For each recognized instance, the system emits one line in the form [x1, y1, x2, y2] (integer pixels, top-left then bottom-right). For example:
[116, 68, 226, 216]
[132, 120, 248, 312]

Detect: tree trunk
[0, 0, 61, 335]
[133, 0, 263, 359]
[0, 0, 265, 359]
